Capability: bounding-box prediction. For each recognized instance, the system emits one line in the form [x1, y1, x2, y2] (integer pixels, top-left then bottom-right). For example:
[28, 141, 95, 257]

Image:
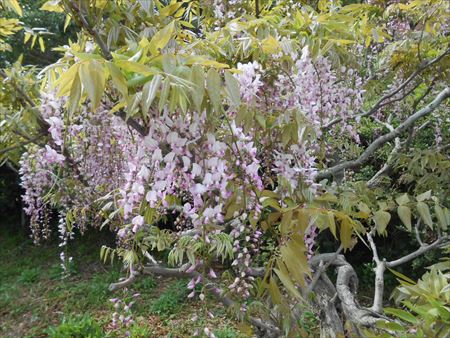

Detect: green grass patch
[149, 279, 190, 316]
[0, 229, 244, 337]
[45, 315, 104, 338]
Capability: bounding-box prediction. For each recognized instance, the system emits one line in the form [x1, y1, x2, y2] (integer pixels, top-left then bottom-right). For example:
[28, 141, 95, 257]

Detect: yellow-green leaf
[158, 77, 171, 111]
[395, 193, 410, 206]
[397, 206, 412, 231]
[206, 68, 221, 111]
[37, 36, 44, 52]
[106, 62, 128, 97]
[67, 73, 81, 114]
[280, 210, 293, 235]
[79, 60, 105, 109]
[142, 74, 163, 114]
[327, 211, 337, 239]
[340, 216, 353, 249]
[261, 35, 280, 54]
[376, 320, 405, 332]
[190, 65, 205, 111]
[416, 202, 433, 228]
[149, 21, 175, 55]
[274, 268, 301, 299]
[435, 205, 447, 231]
[384, 308, 417, 324]
[56, 63, 80, 96]
[373, 210, 391, 234]
[416, 190, 431, 202]
[40, 0, 63, 13]
[115, 60, 157, 75]
[224, 71, 240, 107]
[7, 0, 23, 16]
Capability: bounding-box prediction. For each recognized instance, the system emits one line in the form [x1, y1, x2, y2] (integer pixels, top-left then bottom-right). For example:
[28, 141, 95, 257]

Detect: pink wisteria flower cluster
[18, 46, 364, 297]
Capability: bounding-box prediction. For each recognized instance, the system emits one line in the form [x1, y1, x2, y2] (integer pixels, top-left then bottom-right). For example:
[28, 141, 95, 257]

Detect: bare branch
[386, 236, 449, 268]
[316, 87, 450, 181]
[367, 229, 380, 264]
[123, 263, 282, 335]
[115, 110, 147, 136]
[367, 229, 386, 313]
[109, 264, 138, 292]
[306, 245, 343, 296]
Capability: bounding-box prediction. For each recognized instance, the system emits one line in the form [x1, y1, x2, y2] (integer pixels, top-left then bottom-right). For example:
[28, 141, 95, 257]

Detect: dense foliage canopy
[1, 0, 449, 336]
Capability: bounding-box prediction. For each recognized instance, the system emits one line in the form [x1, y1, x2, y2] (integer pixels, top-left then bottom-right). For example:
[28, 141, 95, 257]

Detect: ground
[0, 228, 246, 338]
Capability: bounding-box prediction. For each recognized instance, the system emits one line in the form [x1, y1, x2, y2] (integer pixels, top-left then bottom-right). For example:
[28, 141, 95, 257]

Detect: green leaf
[327, 211, 337, 239]
[158, 77, 171, 111]
[190, 65, 205, 111]
[373, 210, 391, 234]
[224, 71, 241, 107]
[416, 190, 431, 202]
[206, 68, 221, 111]
[387, 268, 416, 285]
[395, 193, 410, 206]
[340, 216, 353, 249]
[149, 21, 175, 55]
[416, 202, 433, 228]
[383, 308, 418, 324]
[375, 320, 405, 332]
[79, 60, 105, 109]
[280, 210, 293, 235]
[274, 268, 301, 299]
[142, 74, 162, 114]
[435, 205, 448, 231]
[397, 206, 412, 231]
[106, 62, 128, 97]
[67, 73, 81, 114]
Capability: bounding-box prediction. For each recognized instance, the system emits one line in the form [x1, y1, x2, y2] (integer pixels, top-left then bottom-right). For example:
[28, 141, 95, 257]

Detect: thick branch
[367, 229, 385, 313]
[316, 87, 450, 180]
[306, 245, 343, 296]
[386, 236, 449, 268]
[335, 263, 382, 327]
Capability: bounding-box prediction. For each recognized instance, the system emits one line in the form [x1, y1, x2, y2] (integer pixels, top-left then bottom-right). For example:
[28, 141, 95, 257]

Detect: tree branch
[110, 262, 281, 335]
[109, 263, 138, 291]
[367, 229, 386, 313]
[66, 1, 112, 60]
[323, 48, 449, 129]
[386, 235, 449, 268]
[316, 87, 450, 181]
[306, 245, 343, 296]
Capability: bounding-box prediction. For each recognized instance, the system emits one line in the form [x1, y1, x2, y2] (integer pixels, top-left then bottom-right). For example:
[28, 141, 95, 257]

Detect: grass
[0, 228, 244, 337]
